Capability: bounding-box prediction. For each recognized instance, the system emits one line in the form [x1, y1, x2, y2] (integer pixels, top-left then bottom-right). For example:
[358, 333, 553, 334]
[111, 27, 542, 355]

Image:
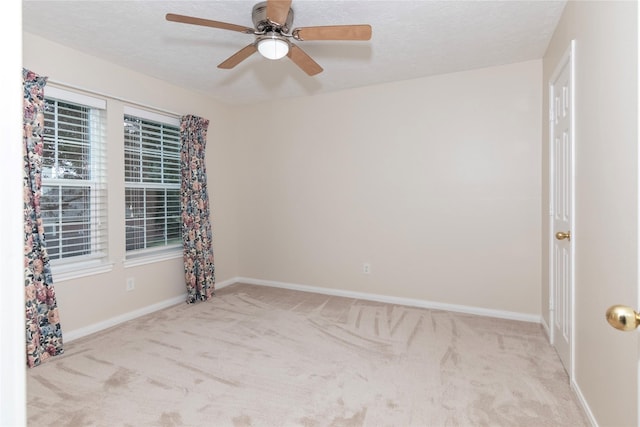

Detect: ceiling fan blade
[166, 13, 254, 34]
[293, 25, 372, 41]
[287, 44, 323, 76]
[218, 44, 258, 69]
[266, 0, 292, 26]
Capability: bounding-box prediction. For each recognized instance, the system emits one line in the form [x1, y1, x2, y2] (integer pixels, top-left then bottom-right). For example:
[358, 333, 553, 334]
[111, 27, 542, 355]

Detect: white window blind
[41, 87, 107, 266]
[123, 108, 181, 255]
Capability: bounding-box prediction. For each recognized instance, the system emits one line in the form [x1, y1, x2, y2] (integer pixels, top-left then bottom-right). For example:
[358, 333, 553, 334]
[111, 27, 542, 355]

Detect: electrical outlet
[363, 263, 371, 274]
[126, 277, 135, 291]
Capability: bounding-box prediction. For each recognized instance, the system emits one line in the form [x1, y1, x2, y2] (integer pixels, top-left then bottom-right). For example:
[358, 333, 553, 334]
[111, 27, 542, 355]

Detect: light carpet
[27, 283, 589, 426]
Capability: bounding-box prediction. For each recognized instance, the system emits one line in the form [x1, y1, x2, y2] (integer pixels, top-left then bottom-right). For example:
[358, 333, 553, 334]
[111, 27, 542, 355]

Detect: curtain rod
[47, 79, 182, 119]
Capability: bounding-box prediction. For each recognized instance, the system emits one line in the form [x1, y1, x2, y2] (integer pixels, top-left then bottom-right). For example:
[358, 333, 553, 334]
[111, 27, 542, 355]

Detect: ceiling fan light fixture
[166, 0, 372, 75]
[257, 35, 289, 60]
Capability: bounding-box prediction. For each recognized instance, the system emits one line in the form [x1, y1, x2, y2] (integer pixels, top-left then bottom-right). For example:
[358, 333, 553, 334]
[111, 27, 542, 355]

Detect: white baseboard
[64, 295, 186, 342]
[541, 315, 551, 340]
[64, 277, 238, 342]
[571, 378, 599, 427]
[215, 277, 237, 290]
[521, 311, 597, 426]
[234, 277, 541, 324]
[63, 275, 540, 342]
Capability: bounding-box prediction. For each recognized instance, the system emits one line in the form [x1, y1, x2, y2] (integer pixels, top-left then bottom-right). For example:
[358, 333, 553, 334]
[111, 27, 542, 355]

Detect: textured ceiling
[22, 0, 567, 105]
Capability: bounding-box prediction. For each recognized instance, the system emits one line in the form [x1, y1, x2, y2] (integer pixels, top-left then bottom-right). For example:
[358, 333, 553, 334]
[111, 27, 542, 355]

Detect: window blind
[41, 88, 107, 265]
[123, 109, 181, 254]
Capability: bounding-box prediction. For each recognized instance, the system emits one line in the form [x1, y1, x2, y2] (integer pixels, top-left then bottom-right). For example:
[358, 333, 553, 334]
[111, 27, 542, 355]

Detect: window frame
[123, 106, 182, 262]
[41, 86, 112, 281]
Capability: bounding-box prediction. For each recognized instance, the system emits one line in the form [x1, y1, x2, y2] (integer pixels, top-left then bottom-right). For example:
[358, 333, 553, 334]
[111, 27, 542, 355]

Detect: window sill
[51, 262, 114, 283]
[124, 249, 182, 268]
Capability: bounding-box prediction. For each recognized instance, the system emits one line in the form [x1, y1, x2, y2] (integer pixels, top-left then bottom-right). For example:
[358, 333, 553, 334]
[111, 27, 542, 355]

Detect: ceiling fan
[166, 0, 372, 76]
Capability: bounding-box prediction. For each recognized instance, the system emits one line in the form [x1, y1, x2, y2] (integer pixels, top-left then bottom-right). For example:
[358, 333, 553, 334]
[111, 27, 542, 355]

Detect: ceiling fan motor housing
[252, 1, 294, 33]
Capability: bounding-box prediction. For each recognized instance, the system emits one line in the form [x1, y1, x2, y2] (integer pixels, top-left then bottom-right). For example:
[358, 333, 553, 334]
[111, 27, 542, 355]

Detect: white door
[549, 42, 574, 373]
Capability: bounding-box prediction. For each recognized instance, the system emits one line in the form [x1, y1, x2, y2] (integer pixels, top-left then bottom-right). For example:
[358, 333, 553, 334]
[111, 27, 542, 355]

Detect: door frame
[548, 39, 576, 380]
[636, 3, 640, 421]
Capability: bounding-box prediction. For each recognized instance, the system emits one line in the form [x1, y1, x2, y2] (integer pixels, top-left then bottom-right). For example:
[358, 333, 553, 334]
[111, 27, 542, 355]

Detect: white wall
[1, 0, 26, 424]
[235, 60, 543, 316]
[22, 33, 240, 334]
[542, 1, 638, 425]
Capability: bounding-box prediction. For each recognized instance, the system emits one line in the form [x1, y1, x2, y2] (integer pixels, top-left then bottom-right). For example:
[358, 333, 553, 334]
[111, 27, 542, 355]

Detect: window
[124, 107, 181, 255]
[41, 87, 107, 269]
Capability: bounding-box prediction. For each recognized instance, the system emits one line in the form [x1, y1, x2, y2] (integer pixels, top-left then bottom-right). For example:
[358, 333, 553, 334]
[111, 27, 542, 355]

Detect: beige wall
[542, 1, 638, 425]
[17, 2, 640, 424]
[235, 60, 543, 316]
[22, 33, 240, 333]
[22, 34, 543, 333]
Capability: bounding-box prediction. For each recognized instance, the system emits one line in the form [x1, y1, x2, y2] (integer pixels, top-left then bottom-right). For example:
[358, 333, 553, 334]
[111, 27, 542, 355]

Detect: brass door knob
[555, 231, 571, 241]
[606, 305, 640, 331]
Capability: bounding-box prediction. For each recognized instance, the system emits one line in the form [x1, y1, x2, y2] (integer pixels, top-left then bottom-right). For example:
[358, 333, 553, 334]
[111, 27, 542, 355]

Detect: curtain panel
[23, 68, 64, 367]
[180, 115, 215, 303]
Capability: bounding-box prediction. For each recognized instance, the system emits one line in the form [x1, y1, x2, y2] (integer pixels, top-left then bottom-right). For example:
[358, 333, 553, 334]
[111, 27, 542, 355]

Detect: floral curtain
[23, 68, 64, 367]
[180, 115, 215, 303]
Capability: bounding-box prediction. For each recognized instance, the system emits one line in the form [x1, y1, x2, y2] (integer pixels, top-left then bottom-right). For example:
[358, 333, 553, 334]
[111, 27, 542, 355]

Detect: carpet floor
[27, 283, 589, 426]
